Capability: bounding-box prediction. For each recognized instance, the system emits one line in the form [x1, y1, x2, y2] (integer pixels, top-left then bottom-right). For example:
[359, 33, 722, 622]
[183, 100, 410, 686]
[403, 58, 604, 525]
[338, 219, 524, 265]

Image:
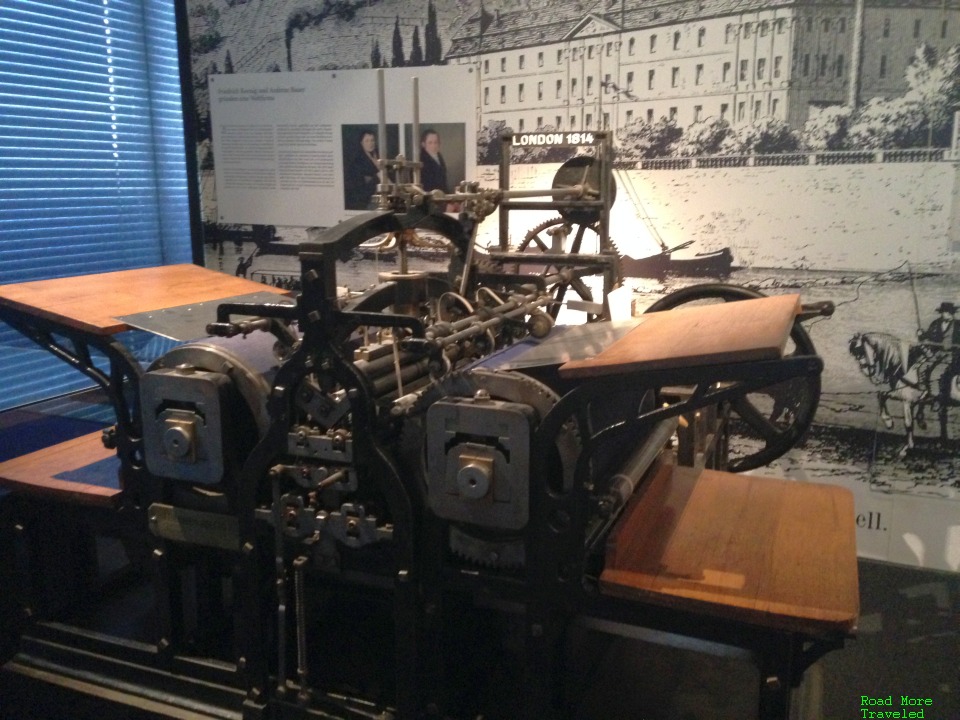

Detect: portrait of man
[405, 123, 465, 197]
[341, 124, 399, 211]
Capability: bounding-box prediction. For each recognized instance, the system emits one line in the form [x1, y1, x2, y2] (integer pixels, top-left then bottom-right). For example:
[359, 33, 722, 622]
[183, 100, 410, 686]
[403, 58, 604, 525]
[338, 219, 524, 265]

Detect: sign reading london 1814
[511, 131, 598, 147]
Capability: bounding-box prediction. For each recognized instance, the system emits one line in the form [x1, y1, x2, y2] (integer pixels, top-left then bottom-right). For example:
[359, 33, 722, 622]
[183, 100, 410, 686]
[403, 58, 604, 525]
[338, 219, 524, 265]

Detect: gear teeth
[449, 526, 525, 569]
[522, 216, 569, 245]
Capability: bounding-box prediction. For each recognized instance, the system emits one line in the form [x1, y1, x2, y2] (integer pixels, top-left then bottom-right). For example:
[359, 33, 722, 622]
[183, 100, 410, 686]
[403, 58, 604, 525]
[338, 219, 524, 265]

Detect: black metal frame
[0, 307, 146, 497]
[0, 204, 847, 720]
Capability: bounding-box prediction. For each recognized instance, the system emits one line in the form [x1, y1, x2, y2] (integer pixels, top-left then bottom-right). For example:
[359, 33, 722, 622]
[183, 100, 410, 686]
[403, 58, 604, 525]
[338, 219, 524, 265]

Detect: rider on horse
[914, 301, 960, 399]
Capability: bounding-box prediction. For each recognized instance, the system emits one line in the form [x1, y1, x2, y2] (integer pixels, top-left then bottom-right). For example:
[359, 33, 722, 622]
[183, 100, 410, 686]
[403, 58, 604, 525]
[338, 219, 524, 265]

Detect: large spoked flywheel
[645, 283, 821, 472]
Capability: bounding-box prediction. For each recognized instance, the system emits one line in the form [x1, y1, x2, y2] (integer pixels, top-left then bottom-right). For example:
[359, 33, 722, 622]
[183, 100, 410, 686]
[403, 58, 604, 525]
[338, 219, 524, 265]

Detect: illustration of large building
[447, 0, 960, 132]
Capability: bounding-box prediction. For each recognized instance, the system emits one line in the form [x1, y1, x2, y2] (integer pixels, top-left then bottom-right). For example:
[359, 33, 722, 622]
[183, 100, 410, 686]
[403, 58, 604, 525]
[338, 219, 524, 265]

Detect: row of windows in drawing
[483, 24, 769, 75]
[480, 16, 949, 76]
[482, 50, 885, 106]
[505, 98, 782, 133]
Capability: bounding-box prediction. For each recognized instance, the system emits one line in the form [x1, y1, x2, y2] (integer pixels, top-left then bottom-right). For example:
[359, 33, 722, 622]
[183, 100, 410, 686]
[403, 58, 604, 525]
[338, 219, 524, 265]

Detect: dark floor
[0, 396, 956, 719]
[569, 558, 959, 720]
[821, 559, 959, 720]
[0, 558, 956, 720]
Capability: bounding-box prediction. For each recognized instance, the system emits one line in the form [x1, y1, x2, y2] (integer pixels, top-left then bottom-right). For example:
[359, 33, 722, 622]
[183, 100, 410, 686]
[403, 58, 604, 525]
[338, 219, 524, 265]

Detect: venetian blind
[0, 0, 192, 410]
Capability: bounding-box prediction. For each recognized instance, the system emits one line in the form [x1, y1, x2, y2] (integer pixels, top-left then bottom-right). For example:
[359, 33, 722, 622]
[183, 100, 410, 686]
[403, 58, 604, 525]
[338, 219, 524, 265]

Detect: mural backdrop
[182, 0, 960, 571]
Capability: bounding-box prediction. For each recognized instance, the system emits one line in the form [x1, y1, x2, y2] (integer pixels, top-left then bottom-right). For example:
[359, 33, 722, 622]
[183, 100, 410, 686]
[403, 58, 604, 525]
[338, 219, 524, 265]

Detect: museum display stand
[0, 264, 857, 720]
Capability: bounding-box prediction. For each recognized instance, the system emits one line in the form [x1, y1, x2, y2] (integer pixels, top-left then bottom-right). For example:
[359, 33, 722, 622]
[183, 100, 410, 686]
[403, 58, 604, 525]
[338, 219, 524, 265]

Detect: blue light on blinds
[0, 0, 191, 410]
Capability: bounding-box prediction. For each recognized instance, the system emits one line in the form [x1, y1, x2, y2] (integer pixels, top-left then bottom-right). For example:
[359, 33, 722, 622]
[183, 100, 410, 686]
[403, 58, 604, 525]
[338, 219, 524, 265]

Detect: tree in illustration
[845, 97, 928, 149]
[371, 39, 383, 68]
[801, 106, 853, 151]
[904, 43, 960, 146]
[616, 117, 682, 161]
[224, 49, 234, 74]
[424, 0, 443, 64]
[392, 16, 405, 67]
[720, 117, 800, 155]
[189, 2, 223, 57]
[674, 118, 733, 156]
[409, 26, 424, 66]
[477, 119, 508, 164]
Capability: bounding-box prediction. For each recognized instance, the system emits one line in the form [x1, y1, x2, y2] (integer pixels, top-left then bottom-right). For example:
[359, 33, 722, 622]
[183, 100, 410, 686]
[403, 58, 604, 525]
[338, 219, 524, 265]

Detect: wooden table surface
[600, 463, 859, 637]
[559, 294, 800, 379]
[0, 264, 288, 335]
[0, 432, 120, 507]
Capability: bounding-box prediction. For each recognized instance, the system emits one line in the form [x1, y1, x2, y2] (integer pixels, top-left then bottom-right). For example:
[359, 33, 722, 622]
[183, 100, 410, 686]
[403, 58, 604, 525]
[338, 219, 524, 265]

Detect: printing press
[0, 131, 858, 720]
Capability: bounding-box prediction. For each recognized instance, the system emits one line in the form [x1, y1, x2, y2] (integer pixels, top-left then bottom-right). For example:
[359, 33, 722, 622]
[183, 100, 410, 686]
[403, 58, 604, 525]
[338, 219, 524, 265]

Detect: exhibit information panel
[209, 66, 476, 228]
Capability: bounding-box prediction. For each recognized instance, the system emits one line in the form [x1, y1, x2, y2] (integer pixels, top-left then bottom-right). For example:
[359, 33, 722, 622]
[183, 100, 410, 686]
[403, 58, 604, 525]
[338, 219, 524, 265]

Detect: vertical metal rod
[412, 77, 421, 187]
[293, 556, 310, 700]
[458, 221, 480, 296]
[271, 471, 288, 696]
[377, 68, 389, 209]
[378, 69, 387, 186]
[499, 132, 511, 249]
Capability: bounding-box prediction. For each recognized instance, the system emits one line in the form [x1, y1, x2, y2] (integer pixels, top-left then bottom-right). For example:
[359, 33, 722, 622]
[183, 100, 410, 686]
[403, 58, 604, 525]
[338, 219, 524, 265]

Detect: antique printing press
[0, 130, 857, 720]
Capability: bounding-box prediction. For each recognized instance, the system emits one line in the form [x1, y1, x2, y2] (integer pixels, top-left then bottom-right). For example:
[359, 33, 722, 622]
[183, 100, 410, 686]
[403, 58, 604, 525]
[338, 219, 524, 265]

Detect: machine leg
[418, 517, 445, 717]
[522, 606, 564, 720]
[757, 636, 796, 720]
[394, 566, 420, 718]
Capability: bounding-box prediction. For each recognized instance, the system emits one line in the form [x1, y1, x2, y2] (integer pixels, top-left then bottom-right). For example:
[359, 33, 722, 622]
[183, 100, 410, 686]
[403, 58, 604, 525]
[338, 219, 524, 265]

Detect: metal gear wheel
[506, 216, 623, 321]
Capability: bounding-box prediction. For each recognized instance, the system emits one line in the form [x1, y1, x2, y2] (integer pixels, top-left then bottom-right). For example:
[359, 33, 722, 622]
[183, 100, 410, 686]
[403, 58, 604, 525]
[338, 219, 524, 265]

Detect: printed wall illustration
[182, 0, 960, 571]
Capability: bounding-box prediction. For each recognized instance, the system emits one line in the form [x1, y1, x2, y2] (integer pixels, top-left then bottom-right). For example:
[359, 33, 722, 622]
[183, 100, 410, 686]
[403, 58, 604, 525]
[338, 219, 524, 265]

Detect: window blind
[0, 0, 192, 410]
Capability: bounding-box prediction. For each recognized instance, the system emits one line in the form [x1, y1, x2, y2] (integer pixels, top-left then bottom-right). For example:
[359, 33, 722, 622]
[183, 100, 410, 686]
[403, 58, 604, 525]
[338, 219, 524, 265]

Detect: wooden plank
[559, 294, 800, 379]
[600, 465, 859, 636]
[0, 432, 120, 507]
[0, 264, 288, 335]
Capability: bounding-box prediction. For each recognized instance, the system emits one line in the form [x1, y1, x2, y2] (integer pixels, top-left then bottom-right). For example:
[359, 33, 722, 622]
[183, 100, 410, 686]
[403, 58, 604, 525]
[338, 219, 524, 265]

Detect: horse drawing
[849, 332, 960, 456]
[848, 332, 923, 456]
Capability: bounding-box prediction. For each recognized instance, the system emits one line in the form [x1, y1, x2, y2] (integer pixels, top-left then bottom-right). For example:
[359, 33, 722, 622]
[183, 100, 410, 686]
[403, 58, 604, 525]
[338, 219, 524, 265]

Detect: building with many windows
[447, 0, 960, 133]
